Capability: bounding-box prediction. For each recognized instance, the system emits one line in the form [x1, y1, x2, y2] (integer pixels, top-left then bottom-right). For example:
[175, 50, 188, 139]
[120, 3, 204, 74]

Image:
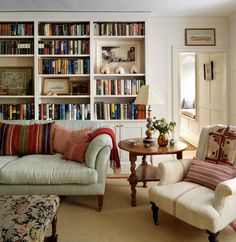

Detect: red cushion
[0, 122, 55, 155]
[184, 158, 236, 190]
[63, 141, 89, 163]
[53, 125, 92, 153]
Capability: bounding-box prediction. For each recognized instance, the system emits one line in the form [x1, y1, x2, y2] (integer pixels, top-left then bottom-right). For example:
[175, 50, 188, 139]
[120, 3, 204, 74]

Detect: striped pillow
[184, 158, 236, 190]
[63, 141, 89, 163]
[0, 122, 55, 155]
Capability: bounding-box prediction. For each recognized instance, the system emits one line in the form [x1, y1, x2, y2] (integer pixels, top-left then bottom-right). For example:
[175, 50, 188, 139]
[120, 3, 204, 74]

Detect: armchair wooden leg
[150, 202, 159, 225]
[206, 230, 219, 242]
[97, 195, 103, 212]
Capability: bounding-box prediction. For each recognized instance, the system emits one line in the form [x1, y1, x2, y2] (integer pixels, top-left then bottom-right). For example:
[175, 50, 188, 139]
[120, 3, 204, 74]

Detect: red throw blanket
[87, 128, 121, 170]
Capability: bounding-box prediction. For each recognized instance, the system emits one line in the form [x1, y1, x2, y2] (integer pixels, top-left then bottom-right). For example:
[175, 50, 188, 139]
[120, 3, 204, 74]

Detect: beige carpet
[56, 179, 235, 242]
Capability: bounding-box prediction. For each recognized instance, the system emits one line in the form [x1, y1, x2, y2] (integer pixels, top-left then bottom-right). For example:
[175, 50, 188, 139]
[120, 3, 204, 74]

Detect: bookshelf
[93, 21, 146, 122]
[0, 20, 147, 122]
[0, 22, 34, 120]
[37, 21, 90, 120]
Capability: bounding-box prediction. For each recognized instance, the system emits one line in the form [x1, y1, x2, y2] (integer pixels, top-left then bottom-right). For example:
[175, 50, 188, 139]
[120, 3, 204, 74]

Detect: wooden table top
[118, 138, 188, 156]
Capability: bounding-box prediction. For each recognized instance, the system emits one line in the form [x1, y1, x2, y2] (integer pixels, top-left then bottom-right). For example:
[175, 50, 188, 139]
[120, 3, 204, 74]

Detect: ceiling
[0, 0, 236, 17]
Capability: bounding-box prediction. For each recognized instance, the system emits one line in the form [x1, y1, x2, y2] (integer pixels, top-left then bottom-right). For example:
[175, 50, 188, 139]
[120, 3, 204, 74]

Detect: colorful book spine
[0, 103, 34, 120]
[94, 103, 146, 120]
[94, 22, 144, 36]
[38, 103, 90, 120]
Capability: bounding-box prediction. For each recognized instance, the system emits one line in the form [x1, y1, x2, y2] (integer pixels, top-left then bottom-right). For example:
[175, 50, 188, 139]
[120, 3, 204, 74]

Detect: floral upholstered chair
[149, 125, 236, 242]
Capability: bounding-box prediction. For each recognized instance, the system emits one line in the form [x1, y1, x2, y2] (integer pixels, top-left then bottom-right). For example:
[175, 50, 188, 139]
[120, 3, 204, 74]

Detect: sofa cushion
[0, 153, 98, 185]
[53, 125, 92, 153]
[184, 158, 236, 190]
[63, 141, 89, 163]
[0, 156, 19, 169]
[205, 125, 236, 165]
[0, 122, 55, 156]
[149, 181, 222, 232]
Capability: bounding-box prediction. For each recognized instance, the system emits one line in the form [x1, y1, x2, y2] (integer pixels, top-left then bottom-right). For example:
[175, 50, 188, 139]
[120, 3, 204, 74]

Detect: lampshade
[134, 85, 164, 105]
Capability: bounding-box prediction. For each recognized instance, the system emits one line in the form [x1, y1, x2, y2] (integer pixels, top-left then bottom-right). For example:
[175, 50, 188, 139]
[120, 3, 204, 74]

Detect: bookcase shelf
[38, 36, 89, 39]
[0, 96, 34, 98]
[39, 95, 90, 99]
[38, 54, 90, 57]
[0, 19, 146, 121]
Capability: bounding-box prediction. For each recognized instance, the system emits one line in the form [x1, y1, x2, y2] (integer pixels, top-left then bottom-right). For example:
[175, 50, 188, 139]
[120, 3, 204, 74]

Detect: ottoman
[0, 195, 60, 242]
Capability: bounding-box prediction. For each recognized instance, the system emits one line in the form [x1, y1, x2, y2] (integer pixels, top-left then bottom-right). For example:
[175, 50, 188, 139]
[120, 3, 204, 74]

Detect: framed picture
[203, 61, 214, 80]
[43, 78, 69, 95]
[185, 28, 216, 46]
[70, 80, 89, 95]
[96, 40, 141, 73]
[0, 67, 33, 95]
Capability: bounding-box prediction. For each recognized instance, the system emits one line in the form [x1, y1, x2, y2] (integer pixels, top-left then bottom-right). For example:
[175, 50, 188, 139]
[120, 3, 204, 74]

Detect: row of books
[94, 22, 144, 36]
[0, 40, 34, 55]
[39, 103, 90, 120]
[38, 39, 89, 55]
[38, 58, 90, 74]
[0, 23, 34, 36]
[38, 23, 90, 36]
[94, 102, 146, 120]
[96, 79, 145, 96]
[0, 104, 34, 120]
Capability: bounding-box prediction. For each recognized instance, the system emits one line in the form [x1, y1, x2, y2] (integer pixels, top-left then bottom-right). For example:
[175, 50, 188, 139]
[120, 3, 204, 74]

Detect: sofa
[0, 120, 113, 211]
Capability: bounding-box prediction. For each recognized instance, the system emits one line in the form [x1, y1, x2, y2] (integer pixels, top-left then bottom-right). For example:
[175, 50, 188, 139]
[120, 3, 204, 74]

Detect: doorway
[172, 47, 228, 146]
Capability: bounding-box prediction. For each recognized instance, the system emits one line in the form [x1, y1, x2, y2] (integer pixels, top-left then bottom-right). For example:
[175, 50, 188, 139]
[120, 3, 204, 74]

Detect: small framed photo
[185, 28, 216, 46]
[70, 81, 90, 95]
[43, 78, 69, 95]
[203, 61, 214, 80]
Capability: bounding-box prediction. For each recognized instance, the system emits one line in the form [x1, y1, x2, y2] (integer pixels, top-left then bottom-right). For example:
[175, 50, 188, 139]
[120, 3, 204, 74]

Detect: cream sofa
[0, 120, 113, 211]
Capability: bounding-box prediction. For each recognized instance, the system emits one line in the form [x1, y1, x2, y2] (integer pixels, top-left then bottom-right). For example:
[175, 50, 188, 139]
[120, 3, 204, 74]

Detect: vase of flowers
[151, 117, 176, 147]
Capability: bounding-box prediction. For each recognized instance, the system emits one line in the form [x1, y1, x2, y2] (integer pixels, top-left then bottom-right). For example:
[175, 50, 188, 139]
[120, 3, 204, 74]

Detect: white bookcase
[0, 19, 147, 123]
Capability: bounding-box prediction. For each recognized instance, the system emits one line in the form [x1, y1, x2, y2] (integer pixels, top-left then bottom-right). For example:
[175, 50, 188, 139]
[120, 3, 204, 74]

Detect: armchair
[149, 126, 236, 242]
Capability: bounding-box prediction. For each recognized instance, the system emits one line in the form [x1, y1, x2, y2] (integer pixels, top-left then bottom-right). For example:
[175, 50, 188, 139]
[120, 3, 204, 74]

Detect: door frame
[172, 46, 229, 138]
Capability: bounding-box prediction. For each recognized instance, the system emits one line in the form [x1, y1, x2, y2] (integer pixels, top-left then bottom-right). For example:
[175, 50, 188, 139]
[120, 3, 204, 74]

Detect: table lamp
[134, 85, 164, 145]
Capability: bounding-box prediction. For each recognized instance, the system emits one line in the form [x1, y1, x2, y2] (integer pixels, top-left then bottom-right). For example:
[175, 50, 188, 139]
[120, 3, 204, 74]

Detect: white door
[197, 52, 227, 130]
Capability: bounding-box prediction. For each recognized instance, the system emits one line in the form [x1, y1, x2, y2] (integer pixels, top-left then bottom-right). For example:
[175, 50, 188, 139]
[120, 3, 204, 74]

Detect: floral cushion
[0, 195, 59, 242]
[205, 125, 236, 166]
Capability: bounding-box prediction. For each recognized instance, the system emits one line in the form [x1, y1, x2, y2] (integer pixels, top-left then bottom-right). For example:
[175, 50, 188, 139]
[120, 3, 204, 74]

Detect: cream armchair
[149, 126, 236, 242]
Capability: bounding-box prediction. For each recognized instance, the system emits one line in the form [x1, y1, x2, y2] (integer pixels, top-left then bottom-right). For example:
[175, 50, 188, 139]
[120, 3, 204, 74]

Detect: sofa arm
[158, 159, 193, 185]
[85, 134, 112, 169]
[214, 177, 236, 214]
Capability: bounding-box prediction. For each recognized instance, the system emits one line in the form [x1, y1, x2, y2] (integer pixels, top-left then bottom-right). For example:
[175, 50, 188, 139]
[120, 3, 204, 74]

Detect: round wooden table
[118, 138, 187, 206]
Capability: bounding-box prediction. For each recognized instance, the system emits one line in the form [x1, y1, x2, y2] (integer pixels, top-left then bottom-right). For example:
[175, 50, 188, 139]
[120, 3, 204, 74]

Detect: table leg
[141, 155, 147, 188]
[177, 151, 183, 159]
[128, 152, 138, 207]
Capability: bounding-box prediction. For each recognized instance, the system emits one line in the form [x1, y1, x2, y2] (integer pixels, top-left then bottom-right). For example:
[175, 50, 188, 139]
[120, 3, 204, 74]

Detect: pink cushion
[53, 125, 92, 153]
[184, 158, 236, 190]
[63, 141, 90, 163]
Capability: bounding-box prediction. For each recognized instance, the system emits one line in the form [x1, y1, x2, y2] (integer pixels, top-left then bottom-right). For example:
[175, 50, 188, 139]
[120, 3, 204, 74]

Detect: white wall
[229, 13, 236, 124]
[148, 17, 229, 126]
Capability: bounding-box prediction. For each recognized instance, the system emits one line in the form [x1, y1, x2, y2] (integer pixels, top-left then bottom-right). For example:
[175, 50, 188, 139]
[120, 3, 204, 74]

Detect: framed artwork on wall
[185, 28, 216, 46]
[203, 61, 214, 80]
